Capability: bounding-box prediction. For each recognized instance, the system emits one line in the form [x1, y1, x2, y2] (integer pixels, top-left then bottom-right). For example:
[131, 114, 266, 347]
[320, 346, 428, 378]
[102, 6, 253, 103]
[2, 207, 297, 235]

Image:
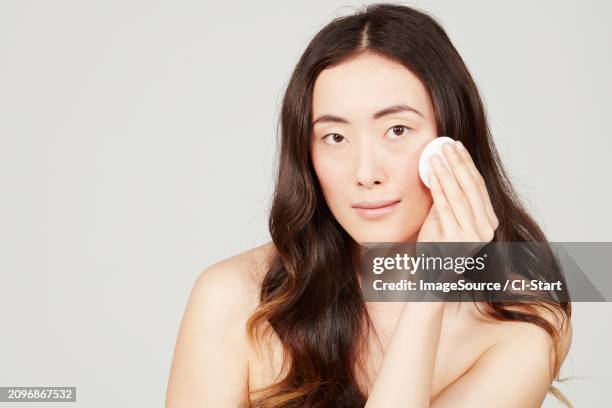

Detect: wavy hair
[246, 3, 572, 407]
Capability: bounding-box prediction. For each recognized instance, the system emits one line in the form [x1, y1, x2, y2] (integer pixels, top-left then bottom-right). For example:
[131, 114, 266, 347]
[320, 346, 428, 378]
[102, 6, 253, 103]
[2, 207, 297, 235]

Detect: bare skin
[166, 242, 571, 407]
[165, 52, 572, 407]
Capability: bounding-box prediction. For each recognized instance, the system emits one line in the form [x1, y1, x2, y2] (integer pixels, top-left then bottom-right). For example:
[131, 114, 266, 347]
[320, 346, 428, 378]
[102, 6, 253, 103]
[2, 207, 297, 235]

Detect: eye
[385, 125, 412, 139]
[322, 133, 346, 145]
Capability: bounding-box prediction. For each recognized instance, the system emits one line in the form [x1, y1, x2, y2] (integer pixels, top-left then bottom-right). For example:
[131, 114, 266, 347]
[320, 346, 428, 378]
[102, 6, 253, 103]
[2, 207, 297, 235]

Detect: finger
[442, 142, 494, 240]
[431, 153, 476, 236]
[429, 173, 458, 237]
[454, 141, 499, 229]
[421, 202, 443, 242]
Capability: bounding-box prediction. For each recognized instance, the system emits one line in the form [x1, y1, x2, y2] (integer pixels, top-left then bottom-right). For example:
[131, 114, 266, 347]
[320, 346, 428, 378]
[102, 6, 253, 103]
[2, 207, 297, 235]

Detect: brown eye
[386, 125, 411, 139]
[323, 133, 345, 145]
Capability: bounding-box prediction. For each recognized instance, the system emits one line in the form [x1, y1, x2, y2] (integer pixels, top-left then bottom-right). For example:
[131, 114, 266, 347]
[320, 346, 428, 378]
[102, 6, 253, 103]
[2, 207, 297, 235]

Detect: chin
[351, 225, 418, 244]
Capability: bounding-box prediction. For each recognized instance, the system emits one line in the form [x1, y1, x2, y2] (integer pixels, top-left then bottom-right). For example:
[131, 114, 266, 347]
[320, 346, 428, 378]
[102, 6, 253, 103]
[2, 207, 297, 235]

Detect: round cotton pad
[418, 136, 455, 189]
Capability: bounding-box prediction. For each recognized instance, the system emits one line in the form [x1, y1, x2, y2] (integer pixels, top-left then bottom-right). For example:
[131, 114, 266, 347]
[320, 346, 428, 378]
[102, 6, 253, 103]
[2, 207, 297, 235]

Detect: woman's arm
[366, 300, 571, 408]
[366, 140, 503, 407]
[365, 302, 445, 407]
[165, 261, 252, 407]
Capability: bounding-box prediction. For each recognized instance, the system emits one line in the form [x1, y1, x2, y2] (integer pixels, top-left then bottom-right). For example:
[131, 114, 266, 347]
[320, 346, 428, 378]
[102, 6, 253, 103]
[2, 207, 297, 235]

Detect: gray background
[0, 0, 610, 406]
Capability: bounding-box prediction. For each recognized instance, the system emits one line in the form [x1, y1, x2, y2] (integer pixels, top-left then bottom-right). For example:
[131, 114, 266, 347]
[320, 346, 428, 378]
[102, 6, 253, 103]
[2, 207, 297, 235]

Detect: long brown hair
[246, 3, 572, 407]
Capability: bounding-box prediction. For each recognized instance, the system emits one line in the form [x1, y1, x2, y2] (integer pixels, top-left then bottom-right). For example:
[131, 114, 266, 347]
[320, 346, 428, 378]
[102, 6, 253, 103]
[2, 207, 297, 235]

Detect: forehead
[311, 52, 434, 121]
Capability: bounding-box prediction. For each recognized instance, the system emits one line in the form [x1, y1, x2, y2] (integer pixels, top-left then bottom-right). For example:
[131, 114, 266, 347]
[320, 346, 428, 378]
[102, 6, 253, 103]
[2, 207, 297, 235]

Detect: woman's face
[311, 52, 438, 244]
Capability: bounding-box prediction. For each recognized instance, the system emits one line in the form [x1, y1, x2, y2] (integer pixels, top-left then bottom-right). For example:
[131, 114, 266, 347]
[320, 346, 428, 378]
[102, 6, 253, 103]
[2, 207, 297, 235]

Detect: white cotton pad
[418, 136, 456, 189]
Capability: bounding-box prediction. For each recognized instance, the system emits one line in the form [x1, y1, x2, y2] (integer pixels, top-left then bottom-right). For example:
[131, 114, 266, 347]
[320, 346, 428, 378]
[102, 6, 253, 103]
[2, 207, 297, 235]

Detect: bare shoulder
[468, 301, 572, 360]
[193, 241, 275, 315]
[492, 302, 573, 364]
[165, 241, 275, 407]
[432, 302, 573, 407]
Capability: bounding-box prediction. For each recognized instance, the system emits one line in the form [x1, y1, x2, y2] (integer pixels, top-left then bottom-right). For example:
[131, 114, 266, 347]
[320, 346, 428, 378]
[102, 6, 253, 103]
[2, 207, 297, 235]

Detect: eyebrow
[312, 104, 424, 127]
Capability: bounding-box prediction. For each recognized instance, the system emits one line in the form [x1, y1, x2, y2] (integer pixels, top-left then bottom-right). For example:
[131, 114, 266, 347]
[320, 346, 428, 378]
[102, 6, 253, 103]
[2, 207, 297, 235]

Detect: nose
[355, 139, 385, 189]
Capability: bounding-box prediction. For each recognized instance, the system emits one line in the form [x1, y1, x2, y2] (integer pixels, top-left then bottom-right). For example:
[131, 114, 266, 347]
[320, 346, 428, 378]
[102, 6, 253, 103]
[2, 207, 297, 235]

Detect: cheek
[312, 155, 347, 203]
[388, 148, 422, 190]
[389, 149, 432, 209]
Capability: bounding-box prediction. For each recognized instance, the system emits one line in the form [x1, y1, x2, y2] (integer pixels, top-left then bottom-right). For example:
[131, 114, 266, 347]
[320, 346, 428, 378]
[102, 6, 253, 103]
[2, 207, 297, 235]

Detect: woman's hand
[417, 140, 499, 245]
[365, 140, 501, 408]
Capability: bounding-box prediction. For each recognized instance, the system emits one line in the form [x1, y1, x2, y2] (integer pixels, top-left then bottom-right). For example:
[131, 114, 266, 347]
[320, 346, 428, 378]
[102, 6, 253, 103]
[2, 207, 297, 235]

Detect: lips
[351, 199, 401, 209]
[351, 199, 401, 221]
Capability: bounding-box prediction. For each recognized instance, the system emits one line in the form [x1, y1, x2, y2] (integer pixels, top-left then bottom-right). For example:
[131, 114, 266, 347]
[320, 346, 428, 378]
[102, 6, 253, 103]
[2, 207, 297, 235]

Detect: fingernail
[454, 141, 465, 151]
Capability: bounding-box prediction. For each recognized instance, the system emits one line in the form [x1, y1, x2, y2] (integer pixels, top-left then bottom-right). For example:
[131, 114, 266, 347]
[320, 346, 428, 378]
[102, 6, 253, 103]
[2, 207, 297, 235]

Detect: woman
[166, 3, 572, 407]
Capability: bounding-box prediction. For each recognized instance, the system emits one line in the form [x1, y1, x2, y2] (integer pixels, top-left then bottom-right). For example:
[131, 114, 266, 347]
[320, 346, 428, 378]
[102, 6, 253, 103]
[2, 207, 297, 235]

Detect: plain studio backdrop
[1, 1, 610, 406]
